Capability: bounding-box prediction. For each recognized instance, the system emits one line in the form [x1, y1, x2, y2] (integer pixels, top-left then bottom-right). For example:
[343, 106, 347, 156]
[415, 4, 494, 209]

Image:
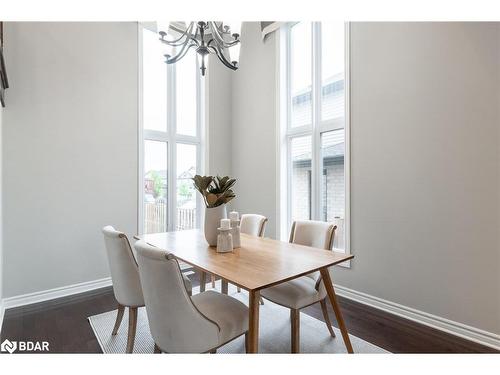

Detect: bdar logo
[0, 339, 49, 353]
[1, 339, 17, 354]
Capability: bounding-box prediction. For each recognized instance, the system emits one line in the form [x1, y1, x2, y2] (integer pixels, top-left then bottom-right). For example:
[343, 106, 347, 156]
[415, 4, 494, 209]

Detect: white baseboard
[335, 284, 500, 351]
[2, 277, 112, 310]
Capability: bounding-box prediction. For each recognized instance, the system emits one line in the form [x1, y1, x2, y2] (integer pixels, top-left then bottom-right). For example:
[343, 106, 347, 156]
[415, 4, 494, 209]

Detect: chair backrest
[102, 226, 144, 307]
[134, 240, 220, 353]
[289, 220, 336, 250]
[289, 220, 336, 284]
[240, 214, 268, 237]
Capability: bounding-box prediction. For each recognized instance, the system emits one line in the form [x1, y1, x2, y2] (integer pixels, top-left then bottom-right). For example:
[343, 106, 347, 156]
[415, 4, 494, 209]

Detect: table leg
[221, 279, 228, 295]
[319, 267, 354, 353]
[199, 271, 206, 292]
[247, 290, 260, 353]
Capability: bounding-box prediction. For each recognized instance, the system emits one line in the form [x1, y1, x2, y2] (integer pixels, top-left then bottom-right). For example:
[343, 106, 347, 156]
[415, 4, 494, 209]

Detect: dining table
[137, 229, 355, 353]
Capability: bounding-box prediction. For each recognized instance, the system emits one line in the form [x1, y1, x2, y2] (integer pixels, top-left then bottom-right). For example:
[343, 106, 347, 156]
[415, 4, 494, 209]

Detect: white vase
[204, 204, 227, 246]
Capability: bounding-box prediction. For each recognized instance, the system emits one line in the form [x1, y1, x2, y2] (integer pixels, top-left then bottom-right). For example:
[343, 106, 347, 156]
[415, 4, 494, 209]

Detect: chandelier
[158, 21, 241, 76]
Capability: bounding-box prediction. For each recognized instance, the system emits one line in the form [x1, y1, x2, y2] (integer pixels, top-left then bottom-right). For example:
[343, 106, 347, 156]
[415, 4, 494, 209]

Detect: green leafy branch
[192, 175, 236, 208]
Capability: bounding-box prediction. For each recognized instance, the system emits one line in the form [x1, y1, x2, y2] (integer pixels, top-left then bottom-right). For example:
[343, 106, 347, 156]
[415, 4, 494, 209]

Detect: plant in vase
[193, 175, 236, 246]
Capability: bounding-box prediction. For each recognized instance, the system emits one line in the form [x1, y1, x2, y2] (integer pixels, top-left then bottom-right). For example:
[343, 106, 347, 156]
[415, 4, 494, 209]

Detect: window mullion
[286, 24, 292, 135]
[286, 136, 293, 231]
[175, 134, 200, 144]
[287, 126, 312, 138]
[195, 57, 203, 228]
[143, 130, 168, 142]
[311, 22, 322, 221]
[168, 63, 176, 232]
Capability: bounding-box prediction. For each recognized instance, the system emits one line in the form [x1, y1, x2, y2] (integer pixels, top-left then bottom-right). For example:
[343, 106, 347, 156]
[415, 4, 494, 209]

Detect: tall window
[282, 22, 349, 252]
[140, 25, 204, 234]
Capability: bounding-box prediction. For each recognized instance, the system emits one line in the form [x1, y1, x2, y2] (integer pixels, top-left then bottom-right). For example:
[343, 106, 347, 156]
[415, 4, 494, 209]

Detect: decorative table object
[229, 211, 241, 248]
[205, 205, 227, 246]
[217, 219, 233, 253]
[193, 175, 236, 246]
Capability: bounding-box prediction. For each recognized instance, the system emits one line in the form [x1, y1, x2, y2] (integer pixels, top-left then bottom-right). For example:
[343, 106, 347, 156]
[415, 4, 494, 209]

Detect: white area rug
[88, 282, 389, 354]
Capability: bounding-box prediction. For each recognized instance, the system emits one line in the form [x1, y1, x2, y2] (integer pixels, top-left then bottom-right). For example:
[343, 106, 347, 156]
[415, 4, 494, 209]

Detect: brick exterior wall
[323, 160, 345, 220]
[292, 158, 345, 249]
[292, 167, 311, 220]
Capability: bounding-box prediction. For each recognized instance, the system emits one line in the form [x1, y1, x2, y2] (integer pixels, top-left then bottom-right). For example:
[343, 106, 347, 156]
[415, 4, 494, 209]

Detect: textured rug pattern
[88, 283, 389, 354]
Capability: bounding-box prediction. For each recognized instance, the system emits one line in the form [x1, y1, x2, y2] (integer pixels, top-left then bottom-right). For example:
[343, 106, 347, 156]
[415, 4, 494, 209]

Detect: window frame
[138, 23, 205, 234]
[278, 22, 351, 260]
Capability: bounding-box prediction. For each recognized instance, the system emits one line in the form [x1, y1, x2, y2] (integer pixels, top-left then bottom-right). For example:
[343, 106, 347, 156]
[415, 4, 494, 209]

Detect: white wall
[1, 22, 236, 300]
[231, 22, 500, 335]
[2, 22, 139, 298]
[206, 54, 233, 177]
[334, 22, 500, 335]
[231, 22, 278, 236]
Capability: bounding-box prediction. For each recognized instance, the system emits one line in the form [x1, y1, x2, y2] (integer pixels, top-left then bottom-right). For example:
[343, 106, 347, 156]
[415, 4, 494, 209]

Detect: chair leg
[112, 304, 125, 335]
[154, 344, 161, 353]
[259, 297, 264, 305]
[126, 307, 138, 353]
[290, 309, 300, 353]
[237, 286, 241, 293]
[200, 271, 206, 292]
[244, 331, 250, 353]
[211, 274, 216, 288]
[320, 299, 336, 338]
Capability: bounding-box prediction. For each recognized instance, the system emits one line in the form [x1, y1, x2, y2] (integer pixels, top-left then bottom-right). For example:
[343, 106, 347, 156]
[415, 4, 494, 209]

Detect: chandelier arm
[192, 37, 201, 47]
[166, 42, 197, 64]
[208, 22, 239, 48]
[206, 38, 239, 52]
[159, 22, 194, 45]
[207, 22, 225, 45]
[208, 44, 237, 70]
[160, 37, 190, 48]
[162, 23, 198, 49]
[164, 24, 197, 63]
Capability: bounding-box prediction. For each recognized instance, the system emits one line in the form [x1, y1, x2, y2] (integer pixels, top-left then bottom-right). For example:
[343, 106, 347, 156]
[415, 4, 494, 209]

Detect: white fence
[144, 202, 167, 233]
[144, 202, 196, 233]
[176, 208, 196, 230]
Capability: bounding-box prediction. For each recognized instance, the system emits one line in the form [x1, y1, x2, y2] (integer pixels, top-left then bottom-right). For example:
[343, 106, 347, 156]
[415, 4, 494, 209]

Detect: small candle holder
[229, 211, 241, 249]
[216, 227, 233, 253]
[230, 219, 241, 249]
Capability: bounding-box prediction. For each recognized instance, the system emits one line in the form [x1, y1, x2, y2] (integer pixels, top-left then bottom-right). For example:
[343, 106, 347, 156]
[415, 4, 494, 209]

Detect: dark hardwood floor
[1, 272, 497, 353]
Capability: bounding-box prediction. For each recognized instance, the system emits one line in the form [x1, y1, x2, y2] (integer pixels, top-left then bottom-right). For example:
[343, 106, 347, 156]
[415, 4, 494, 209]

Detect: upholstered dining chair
[240, 214, 268, 237]
[260, 220, 338, 353]
[102, 226, 192, 353]
[134, 240, 249, 353]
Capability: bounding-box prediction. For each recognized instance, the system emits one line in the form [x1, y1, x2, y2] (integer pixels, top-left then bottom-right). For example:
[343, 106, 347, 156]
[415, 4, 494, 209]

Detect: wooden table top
[139, 229, 354, 291]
